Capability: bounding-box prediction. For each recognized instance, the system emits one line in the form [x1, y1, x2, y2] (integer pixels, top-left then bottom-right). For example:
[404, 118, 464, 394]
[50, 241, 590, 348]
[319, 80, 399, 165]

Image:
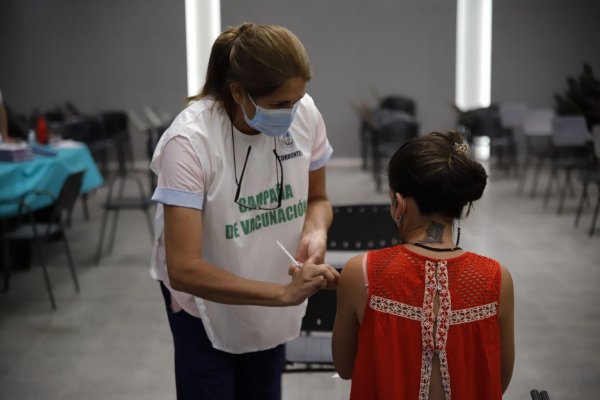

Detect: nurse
[150, 23, 339, 399]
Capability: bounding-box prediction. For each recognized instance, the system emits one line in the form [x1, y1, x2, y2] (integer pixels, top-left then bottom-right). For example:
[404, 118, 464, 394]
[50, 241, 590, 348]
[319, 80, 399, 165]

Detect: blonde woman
[150, 24, 338, 399]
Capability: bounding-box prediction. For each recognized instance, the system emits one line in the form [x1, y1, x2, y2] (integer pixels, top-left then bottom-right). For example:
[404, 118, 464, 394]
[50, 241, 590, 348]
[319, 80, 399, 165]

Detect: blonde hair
[187, 23, 311, 115]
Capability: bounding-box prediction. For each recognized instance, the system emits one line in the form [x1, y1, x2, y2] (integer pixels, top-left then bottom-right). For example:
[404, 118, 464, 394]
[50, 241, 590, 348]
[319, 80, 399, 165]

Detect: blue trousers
[160, 282, 285, 400]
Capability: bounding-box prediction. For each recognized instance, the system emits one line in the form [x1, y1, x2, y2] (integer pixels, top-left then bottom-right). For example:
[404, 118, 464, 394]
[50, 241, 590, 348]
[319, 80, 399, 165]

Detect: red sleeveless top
[350, 245, 502, 400]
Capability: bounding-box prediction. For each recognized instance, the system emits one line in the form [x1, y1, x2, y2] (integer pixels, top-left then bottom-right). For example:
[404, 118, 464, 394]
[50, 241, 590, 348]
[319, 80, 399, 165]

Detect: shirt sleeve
[309, 107, 333, 171]
[151, 135, 205, 210]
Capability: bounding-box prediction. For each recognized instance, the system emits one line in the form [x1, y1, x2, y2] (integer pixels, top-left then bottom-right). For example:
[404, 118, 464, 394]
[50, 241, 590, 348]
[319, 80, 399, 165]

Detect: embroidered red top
[350, 245, 502, 400]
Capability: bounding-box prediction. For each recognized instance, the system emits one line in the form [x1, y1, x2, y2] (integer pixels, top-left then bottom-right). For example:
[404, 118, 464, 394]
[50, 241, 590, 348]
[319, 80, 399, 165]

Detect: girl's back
[350, 245, 503, 400]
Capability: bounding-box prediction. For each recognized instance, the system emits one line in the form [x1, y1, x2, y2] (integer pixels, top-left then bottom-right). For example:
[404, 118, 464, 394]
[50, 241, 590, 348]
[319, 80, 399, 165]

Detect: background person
[332, 131, 515, 399]
[150, 23, 338, 400]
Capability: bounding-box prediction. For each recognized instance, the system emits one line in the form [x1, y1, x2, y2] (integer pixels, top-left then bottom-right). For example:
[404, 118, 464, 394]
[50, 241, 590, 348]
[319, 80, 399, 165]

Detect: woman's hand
[295, 230, 327, 264]
[283, 255, 339, 305]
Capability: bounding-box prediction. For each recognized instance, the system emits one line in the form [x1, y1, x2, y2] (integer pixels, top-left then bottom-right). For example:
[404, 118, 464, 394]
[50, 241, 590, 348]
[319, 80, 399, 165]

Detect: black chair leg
[81, 193, 90, 221]
[557, 170, 570, 214]
[2, 239, 11, 292]
[589, 189, 600, 237]
[107, 209, 120, 254]
[574, 183, 588, 228]
[34, 238, 56, 310]
[530, 158, 544, 198]
[95, 208, 111, 264]
[543, 167, 556, 207]
[518, 158, 530, 194]
[62, 232, 80, 292]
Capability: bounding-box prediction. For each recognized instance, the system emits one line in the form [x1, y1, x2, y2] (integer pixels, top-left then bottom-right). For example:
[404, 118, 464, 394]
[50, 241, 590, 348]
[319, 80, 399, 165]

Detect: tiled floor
[1, 163, 599, 399]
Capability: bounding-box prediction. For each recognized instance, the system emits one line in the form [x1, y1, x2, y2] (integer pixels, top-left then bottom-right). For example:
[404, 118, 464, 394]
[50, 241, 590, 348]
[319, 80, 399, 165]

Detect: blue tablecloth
[0, 144, 104, 218]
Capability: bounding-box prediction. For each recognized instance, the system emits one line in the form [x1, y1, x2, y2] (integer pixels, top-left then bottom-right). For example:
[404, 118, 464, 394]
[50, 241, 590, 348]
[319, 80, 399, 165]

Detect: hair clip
[453, 142, 469, 156]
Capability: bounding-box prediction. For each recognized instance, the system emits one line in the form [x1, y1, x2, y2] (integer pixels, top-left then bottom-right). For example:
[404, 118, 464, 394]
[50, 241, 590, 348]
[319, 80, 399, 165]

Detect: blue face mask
[242, 94, 299, 137]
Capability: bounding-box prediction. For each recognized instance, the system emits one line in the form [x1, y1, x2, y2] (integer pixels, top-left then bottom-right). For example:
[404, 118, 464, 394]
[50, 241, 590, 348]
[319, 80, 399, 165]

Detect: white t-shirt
[150, 94, 333, 353]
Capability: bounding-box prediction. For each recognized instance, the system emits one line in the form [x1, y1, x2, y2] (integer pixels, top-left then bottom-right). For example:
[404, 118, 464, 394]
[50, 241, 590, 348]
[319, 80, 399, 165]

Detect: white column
[455, 0, 493, 110]
[185, 0, 221, 97]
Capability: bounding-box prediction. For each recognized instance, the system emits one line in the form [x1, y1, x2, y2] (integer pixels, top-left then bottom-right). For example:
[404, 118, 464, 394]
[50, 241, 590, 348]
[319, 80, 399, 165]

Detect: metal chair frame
[1, 171, 84, 309]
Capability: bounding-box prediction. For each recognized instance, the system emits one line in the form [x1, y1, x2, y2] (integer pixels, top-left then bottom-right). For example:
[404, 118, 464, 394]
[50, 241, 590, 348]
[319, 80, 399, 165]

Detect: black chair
[542, 116, 593, 214]
[516, 109, 555, 197]
[530, 389, 551, 399]
[93, 113, 163, 264]
[285, 204, 398, 372]
[62, 115, 115, 178]
[379, 95, 416, 116]
[94, 173, 154, 264]
[359, 95, 416, 173]
[1, 171, 84, 310]
[574, 125, 600, 236]
[499, 103, 529, 177]
[99, 111, 133, 175]
[456, 105, 515, 173]
[371, 113, 419, 192]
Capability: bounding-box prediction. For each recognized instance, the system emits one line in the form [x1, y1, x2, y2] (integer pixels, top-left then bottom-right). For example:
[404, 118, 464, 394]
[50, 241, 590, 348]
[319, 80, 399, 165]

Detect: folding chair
[2, 171, 84, 310]
[285, 204, 398, 372]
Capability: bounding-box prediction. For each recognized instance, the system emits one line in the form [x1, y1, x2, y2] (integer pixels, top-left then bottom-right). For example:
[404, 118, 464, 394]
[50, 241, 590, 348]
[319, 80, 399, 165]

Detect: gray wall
[492, 0, 600, 108]
[221, 0, 457, 159]
[1, 0, 599, 159]
[0, 0, 186, 160]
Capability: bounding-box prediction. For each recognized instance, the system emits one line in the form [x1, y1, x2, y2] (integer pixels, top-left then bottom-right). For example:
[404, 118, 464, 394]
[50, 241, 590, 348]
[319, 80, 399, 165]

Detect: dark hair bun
[387, 131, 488, 219]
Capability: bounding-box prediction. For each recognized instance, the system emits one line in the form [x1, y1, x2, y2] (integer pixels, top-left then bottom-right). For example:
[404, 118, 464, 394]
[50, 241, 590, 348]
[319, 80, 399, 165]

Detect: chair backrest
[457, 106, 503, 138]
[55, 171, 85, 216]
[522, 109, 554, 136]
[552, 115, 591, 147]
[300, 204, 398, 333]
[100, 111, 129, 139]
[379, 95, 416, 116]
[61, 116, 93, 143]
[61, 115, 105, 144]
[379, 118, 419, 144]
[328, 204, 399, 251]
[499, 103, 528, 130]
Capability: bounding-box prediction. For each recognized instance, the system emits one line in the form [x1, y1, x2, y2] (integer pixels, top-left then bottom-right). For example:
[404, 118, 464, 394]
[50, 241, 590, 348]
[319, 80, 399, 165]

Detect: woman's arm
[164, 204, 338, 306]
[295, 166, 333, 265]
[332, 254, 367, 379]
[499, 264, 515, 392]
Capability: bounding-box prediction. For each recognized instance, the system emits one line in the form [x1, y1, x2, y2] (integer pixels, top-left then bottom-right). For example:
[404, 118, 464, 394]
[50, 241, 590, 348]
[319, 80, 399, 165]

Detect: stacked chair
[516, 109, 555, 197]
[574, 125, 600, 236]
[543, 116, 593, 214]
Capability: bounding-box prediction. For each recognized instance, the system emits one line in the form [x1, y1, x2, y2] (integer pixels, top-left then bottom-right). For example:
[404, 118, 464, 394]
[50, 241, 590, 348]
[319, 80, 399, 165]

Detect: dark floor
[1, 160, 599, 400]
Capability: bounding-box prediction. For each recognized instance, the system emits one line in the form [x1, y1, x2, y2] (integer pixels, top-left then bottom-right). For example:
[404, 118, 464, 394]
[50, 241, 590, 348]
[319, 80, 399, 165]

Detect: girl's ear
[395, 193, 406, 216]
[230, 83, 245, 105]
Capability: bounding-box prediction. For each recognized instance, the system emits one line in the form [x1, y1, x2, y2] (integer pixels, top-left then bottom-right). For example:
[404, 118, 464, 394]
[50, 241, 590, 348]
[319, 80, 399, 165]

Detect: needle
[276, 240, 303, 268]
